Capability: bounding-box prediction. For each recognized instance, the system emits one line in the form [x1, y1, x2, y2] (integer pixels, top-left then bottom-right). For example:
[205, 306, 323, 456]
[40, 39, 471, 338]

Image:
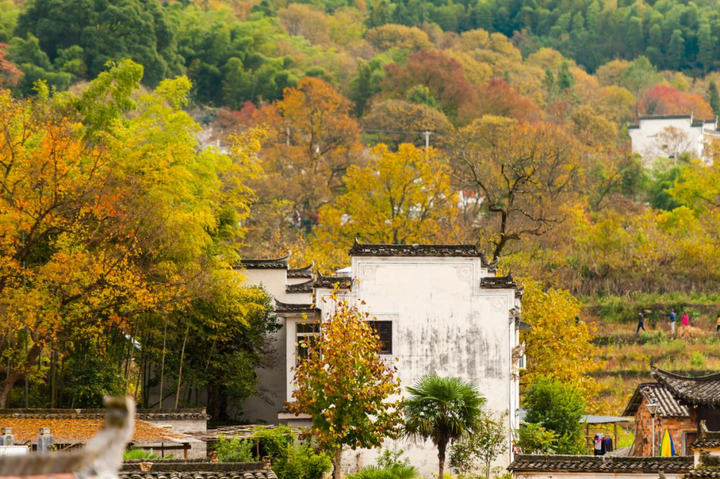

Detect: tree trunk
[437, 438, 448, 479]
[174, 324, 190, 409]
[0, 343, 42, 408]
[158, 319, 168, 409]
[332, 447, 343, 479]
[0, 371, 24, 408]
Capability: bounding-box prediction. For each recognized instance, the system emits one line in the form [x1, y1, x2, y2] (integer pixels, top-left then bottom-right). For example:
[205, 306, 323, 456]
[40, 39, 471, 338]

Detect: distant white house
[628, 115, 720, 163]
[240, 241, 526, 477]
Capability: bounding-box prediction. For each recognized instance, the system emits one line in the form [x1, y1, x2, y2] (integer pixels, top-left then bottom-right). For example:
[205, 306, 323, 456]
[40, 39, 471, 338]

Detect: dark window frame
[296, 322, 320, 361]
[368, 320, 393, 355]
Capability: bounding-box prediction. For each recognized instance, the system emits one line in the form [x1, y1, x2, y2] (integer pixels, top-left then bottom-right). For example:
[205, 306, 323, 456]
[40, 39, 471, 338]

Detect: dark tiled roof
[137, 409, 210, 421]
[693, 438, 720, 448]
[508, 455, 693, 473]
[0, 409, 209, 421]
[686, 470, 720, 478]
[274, 300, 318, 314]
[286, 279, 314, 294]
[314, 274, 353, 290]
[350, 240, 485, 259]
[623, 382, 691, 417]
[239, 256, 289, 269]
[693, 119, 716, 127]
[480, 274, 517, 289]
[287, 265, 313, 279]
[120, 462, 277, 479]
[652, 368, 720, 407]
[638, 114, 694, 120]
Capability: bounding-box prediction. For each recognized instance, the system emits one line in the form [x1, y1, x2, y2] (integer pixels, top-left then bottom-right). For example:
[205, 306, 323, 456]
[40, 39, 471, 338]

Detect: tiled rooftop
[652, 368, 720, 407]
[508, 455, 693, 473]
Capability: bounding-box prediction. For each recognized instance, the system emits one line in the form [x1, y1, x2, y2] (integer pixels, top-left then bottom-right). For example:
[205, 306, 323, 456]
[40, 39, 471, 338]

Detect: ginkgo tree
[288, 292, 404, 479]
[312, 143, 460, 269]
[520, 279, 604, 400]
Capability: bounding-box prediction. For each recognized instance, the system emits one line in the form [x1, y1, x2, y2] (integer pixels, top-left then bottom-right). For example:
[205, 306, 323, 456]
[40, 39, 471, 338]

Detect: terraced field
[584, 294, 720, 415]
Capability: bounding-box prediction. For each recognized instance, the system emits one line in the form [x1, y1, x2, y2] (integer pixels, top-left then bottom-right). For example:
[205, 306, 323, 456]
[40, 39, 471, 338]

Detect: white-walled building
[628, 115, 719, 163]
[240, 241, 525, 476]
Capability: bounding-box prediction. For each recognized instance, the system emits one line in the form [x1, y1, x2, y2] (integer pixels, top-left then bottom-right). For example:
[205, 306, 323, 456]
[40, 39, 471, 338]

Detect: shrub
[215, 435, 255, 462]
[123, 448, 166, 460]
[253, 425, 332, 479]
[691, 350, 707, 368]
[523, 377, 585, 454]
[348, 464, 420, 479]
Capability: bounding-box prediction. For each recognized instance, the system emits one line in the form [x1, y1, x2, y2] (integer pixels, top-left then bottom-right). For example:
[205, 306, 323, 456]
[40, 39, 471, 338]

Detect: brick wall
[633, 397, 696, 456]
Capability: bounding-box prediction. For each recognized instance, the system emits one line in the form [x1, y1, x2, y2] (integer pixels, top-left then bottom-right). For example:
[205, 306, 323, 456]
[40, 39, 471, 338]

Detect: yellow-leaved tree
[311, 143, 460, 269]
[521, 279, 604, 401]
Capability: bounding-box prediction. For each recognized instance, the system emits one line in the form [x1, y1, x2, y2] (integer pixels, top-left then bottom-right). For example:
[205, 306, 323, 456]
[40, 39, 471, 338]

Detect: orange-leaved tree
[288, 293, 403, 479]
[244, 77, 363, 260]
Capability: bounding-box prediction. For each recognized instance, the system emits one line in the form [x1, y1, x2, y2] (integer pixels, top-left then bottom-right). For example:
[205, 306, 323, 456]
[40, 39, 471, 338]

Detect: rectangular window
[368, 321, 393, 355]
[296, 322, 320, 361]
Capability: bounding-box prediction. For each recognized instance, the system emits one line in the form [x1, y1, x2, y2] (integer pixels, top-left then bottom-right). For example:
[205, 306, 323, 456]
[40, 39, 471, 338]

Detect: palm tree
[404, 375, 485, 479]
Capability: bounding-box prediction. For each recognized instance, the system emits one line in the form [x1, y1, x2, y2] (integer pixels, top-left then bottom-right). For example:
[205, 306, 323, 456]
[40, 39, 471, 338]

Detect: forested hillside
[3, 0, 720, 415]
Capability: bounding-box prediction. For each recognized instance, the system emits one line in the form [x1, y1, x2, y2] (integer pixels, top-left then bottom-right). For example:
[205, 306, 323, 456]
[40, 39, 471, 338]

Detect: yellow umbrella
[660, 429, 675, 456]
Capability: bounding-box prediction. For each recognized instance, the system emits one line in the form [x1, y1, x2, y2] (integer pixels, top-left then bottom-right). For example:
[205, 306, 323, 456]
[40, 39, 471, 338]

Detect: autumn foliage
[288, 293, 403, 479]
[639, 85, 714, 119]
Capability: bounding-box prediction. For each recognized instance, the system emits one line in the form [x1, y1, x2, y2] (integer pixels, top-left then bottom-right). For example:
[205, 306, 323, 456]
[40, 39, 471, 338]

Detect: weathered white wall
[629, 117, 708, 162]
[246, 255, 520, 477]
[241, 268, 306, 424]
[328, 256, 517, 476]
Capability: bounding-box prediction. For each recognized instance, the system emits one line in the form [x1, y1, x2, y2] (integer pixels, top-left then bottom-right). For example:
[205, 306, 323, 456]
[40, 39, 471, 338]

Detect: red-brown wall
[633, 397, 696, 456]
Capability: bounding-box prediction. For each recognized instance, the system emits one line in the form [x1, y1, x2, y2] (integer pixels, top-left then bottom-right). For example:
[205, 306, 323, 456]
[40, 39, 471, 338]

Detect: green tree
[697, 21, 714, 71]
[585, 1, 601, 35]
[15, 0, 182, 85]
[348, 58, 385, 116]
[627, 17, 644, 56]
[523, 377, 586, 455]
[558, 61, 574, 91]
[668, 29, 685, 70]
[708, 80, 720, 117]
[450, 412, 508, 479]
[288, 293, 403, 479]
[404, 375, 486, 479]
[516, 423, 557, 454]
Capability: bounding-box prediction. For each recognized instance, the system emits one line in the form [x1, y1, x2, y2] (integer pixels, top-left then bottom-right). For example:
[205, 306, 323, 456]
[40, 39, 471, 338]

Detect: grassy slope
[585, 294, 720, 415]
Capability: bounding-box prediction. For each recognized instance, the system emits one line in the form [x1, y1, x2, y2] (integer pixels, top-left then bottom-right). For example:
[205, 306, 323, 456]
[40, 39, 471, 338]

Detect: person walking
[715, 313, 720, 333]
[636, 310, 646, 335]
[669, 309, 677, 333]
[682, 311, 690, 327]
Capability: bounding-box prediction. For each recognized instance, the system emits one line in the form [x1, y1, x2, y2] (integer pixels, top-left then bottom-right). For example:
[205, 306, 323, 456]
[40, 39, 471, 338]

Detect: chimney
[37, 427, 53, 453]
[0, 427, 14, 445]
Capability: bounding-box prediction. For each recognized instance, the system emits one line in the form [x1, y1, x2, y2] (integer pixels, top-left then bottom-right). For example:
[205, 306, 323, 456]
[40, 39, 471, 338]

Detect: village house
[240, 241, 525, 476]
[622, 368, 720, 458]
[623, 382, 696, 456]
[628, 114, 720, 163]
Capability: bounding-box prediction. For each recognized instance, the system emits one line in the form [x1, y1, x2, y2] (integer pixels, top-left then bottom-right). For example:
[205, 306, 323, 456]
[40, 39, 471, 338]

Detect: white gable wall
[317, 255, 519, 476]
[629, 117, 711, 162]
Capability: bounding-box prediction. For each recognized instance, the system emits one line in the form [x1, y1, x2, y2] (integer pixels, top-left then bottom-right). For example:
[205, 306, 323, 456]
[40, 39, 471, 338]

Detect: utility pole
[423, 131, 431, 160]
